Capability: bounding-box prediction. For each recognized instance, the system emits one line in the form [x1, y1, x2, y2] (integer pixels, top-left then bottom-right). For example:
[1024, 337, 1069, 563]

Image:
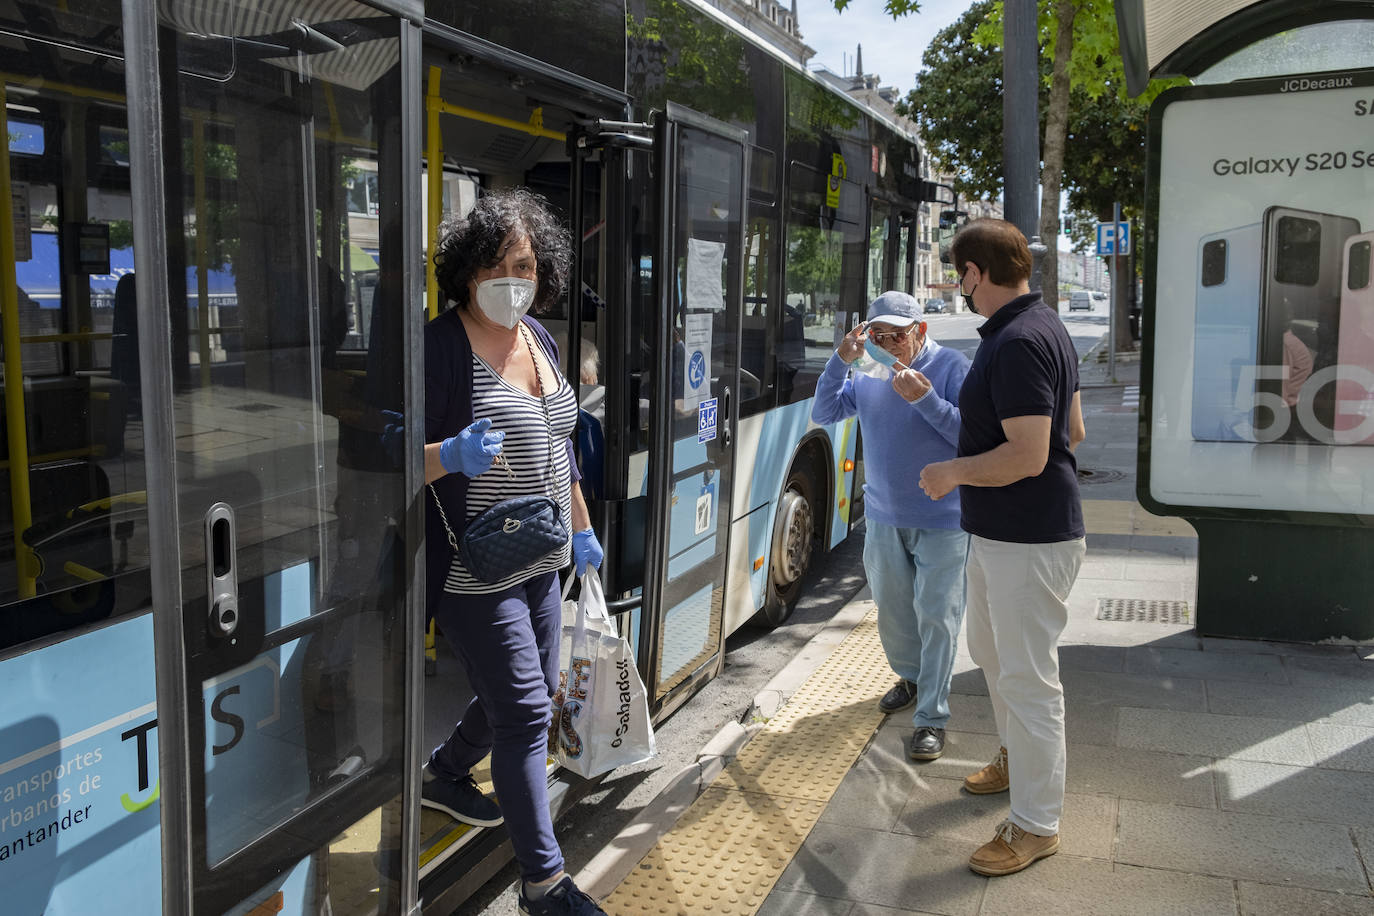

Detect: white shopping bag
[549, 573, 656, 778]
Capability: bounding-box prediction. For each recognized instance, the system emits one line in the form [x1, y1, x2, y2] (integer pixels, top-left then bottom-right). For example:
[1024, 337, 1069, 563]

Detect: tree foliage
[879, 0, 1181, 248]
[898, 2, 1041, 201]
[628, 0, 755, 122]
[785, 225, 843, 303]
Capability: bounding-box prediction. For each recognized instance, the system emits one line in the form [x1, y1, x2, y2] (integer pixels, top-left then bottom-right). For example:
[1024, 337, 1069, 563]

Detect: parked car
[923, 298, 947, 314]
[1068, 291, 1093, 311]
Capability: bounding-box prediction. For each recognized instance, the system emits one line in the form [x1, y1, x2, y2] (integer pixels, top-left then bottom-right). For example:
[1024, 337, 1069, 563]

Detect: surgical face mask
[961, 273, 979, 315]
[854, 337, 901, 379]
[474, 276, 536, 328]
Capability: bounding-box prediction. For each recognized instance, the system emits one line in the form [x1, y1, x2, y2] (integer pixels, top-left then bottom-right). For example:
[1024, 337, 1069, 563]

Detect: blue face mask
[864, 338, 901, 368]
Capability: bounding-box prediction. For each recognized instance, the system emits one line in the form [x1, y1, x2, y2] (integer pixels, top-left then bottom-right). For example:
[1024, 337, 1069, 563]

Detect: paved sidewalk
[758, 341, 1374, 915]
[581, 333, 1374, 915]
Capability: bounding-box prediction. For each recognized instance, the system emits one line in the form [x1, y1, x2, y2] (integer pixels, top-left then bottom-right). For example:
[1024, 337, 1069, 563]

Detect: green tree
[628, 0, 755, 123]
[785, 226, 843, 310]
[865, 0, 1179, 347]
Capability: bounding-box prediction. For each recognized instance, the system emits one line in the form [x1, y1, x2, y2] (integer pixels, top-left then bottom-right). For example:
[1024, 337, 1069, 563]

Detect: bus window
[894, 215, 914, 295]
[868, 199, 891, 302]
[781, 163, 864, 404]
[1, 9, 152, 657]
[740, 203, 779, 415]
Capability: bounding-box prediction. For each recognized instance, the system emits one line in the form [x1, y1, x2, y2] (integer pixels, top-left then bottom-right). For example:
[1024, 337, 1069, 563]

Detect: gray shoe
[878, 678, 917, 713]
[908, 726, 946, 761]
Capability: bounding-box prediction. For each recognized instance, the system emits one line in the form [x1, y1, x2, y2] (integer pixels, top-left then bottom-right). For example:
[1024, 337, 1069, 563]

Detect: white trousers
[965, 534, 1086, 836]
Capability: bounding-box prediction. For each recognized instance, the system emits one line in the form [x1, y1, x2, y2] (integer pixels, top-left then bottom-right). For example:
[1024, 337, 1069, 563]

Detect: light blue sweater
[810, 337, 969, 530]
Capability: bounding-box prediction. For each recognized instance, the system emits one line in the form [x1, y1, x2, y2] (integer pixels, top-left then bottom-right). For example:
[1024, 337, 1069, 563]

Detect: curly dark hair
[432, 187, 572, 314]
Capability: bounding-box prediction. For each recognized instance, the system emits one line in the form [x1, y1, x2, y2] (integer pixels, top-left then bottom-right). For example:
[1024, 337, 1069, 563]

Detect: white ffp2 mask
[474, 277, 536, 328]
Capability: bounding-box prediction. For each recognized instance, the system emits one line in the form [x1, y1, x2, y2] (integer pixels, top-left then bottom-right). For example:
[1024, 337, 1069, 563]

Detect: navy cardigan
[424, 308, 578, 615]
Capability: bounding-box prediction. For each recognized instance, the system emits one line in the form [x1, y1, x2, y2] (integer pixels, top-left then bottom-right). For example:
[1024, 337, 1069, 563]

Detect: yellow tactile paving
[604, 612, 889, 915]
[1081, 498, 1197, 538]
[609, 787, 828, 914]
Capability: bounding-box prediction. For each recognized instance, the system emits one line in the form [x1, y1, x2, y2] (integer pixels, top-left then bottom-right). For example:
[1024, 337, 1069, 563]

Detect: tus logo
[118, 683, 250, 812]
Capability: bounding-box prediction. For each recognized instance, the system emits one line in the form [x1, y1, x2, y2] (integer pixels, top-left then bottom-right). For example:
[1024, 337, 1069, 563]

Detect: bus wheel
[754, 462, 819, 628]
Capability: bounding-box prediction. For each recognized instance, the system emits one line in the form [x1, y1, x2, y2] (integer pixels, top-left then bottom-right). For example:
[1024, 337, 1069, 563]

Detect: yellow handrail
[1, 83, 39, 597]
[424, 67, 568, 321]
[426, 66, 443, 321]
[0, 445, 106, 472]
[432, 98, 564, 143]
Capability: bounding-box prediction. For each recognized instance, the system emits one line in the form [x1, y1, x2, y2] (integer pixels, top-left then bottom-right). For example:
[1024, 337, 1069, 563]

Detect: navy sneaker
[518, 875, 607, 915]
[420, 772, 503, 827]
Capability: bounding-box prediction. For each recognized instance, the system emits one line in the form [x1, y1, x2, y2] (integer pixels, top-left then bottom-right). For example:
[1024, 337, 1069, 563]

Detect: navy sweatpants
[428, 571, 563, 882]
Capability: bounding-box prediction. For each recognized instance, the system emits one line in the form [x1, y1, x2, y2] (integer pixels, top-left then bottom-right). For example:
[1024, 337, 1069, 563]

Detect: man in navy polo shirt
[919, 219, 1086, 878]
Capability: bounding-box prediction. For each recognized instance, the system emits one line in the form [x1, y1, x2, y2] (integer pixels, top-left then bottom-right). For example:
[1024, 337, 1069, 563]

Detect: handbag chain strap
[518, 322, 556, 472]
[430, 483, 460, 551]
[428, 322, 559, 552]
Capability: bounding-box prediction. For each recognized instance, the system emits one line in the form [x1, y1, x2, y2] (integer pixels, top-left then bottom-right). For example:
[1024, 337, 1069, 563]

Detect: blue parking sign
[1096, 221, 1129, 256]
[697, 397, 718, 444]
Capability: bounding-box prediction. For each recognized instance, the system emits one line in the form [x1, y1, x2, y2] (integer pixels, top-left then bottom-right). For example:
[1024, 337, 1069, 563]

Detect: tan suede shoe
[968, 820, 1060, 876]
[963, 746, 1008, 794]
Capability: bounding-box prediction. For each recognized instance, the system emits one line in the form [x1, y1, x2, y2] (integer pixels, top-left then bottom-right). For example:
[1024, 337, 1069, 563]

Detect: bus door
[140, 6, 417, 914]
[643, 104, 748, 717]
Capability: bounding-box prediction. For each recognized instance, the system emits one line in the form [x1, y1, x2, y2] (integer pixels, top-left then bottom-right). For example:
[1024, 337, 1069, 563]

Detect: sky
[792, 0, 976, 97]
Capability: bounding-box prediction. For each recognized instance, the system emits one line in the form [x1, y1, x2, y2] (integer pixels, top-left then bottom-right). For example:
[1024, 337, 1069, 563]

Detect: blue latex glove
[572, 528, 604, 575]
[439, 417, 505, 477]
[380, 409, 405, 468]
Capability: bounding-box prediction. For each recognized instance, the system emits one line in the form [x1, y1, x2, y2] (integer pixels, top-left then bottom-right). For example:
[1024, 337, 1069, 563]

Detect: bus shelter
[1119, 0, 1374, 640]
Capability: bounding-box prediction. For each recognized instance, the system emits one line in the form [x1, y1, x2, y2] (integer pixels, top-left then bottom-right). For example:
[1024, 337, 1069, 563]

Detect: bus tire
[753, 459, 820, 628]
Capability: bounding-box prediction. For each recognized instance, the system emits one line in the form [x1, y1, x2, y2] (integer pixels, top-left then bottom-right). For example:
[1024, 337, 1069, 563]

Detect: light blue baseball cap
[866, 290, 921, 328]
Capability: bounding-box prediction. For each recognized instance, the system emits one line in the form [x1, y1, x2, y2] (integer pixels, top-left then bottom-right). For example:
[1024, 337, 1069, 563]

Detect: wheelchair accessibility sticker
[697, 397, 718, 444]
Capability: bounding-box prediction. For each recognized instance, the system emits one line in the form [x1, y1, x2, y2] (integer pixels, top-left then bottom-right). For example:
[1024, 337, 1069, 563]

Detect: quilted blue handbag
[433, 490, 568, 584]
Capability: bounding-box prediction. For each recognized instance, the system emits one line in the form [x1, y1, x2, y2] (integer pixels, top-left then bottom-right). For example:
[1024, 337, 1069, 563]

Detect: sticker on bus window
[695, 483, 714, 535]
[697, 397, 717, 444]
[683, 312, 712, 409]
[685, 238, 724, 311]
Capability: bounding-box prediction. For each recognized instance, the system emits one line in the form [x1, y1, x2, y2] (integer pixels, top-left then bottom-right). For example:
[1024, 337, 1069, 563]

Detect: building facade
[695, 0, 814, 64]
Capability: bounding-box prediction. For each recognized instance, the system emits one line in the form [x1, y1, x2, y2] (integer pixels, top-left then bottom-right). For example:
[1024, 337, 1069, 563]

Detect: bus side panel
[828, 415, 860, 546]
[0, 574, 322, 914]
[732, 401, 856, 616]
[0, 614, 162, 913]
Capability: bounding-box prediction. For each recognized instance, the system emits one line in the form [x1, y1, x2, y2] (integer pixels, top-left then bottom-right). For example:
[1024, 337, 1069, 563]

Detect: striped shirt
[444, 353, 578, 594]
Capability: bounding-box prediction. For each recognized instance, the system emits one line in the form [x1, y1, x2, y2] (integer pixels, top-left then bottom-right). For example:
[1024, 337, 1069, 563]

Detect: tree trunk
[1037, 0, 1077, 309]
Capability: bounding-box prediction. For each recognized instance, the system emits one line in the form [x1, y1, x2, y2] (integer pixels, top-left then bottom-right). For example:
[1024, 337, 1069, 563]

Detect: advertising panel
[1146, 70, 1374, 516]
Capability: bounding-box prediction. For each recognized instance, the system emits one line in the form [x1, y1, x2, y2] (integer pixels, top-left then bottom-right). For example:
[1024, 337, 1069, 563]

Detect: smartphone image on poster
[1255, 206, 1361, 440]
[1335, 231, 1374, 444]
[1192, 224, 1260, 441]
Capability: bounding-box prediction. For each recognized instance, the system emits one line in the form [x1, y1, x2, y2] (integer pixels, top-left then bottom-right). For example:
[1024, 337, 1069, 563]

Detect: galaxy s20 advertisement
[1147, 70, 1374, 515]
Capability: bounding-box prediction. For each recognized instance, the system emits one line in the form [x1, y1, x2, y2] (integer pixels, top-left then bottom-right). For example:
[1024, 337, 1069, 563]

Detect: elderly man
[812, 290, 971, 761]
[920, 219, 1086, 878]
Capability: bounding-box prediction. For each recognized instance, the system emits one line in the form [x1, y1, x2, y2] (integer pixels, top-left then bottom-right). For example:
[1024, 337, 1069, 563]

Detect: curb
[1079, 332, 1141, 389]
[576, 591, 878, 900]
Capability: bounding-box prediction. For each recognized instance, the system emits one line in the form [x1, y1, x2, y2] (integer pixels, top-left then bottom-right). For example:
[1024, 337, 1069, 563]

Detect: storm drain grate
[1097, 598, 1191, 624]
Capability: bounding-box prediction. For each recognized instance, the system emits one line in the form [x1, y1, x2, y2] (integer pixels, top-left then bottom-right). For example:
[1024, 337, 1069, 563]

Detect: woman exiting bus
[423, 188, 607, 916]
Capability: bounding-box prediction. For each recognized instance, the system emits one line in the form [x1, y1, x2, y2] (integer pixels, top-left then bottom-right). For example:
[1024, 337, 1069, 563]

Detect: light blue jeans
[863, 522, 970, 730]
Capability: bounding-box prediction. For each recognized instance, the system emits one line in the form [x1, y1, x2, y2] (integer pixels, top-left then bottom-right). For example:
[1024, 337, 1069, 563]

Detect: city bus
[0, 1, 931, 913]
